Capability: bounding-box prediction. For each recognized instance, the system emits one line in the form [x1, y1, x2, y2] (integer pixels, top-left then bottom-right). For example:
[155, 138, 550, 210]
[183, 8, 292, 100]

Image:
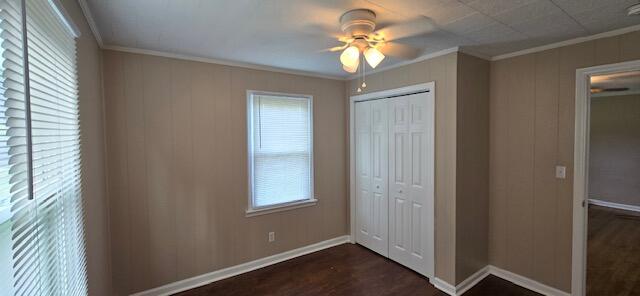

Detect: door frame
[572, 59, 640, 296]
[349, 82, 435, 278]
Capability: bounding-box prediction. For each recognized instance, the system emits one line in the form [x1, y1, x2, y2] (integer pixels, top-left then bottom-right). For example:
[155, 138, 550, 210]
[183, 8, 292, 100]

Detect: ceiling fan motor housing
[340, 9, 376, 37]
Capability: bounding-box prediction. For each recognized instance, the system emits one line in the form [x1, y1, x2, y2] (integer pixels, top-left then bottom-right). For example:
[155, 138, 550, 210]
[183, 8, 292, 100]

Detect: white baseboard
[430, 266, 490, 296]
[457, 266, 491, 295]
[589, 198, 640, 213]
[431, 265, 569, 296]
[130, 235, 351, 296]
[130, 237, 570, 296]
[488, 265, 570, 296]
[430, 277, 456, 295]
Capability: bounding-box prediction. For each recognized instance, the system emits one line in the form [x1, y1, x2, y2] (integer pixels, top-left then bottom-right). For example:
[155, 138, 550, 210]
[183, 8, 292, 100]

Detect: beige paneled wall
[455, 53, 489, 283]
[347, 53, 459, 284]
[489, 31, 640, 292]
[60, 0, 111, 295]
[103, 50, 348, 295]
[589, 94, 640, 207]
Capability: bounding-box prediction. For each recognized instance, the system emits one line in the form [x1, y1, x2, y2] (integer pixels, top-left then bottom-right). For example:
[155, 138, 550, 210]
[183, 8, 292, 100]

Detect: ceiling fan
[328, 9, 434, 74]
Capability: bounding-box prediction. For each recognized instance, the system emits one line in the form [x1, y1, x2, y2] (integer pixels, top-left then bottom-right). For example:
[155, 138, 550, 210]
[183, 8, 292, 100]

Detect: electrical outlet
[555, 165, 566, 179]
[268, 232, 275, 242]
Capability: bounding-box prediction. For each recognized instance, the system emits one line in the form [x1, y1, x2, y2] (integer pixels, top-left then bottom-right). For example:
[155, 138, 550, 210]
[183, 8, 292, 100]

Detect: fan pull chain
[361, 53, 367, 88]
[357, 54, 362, 93]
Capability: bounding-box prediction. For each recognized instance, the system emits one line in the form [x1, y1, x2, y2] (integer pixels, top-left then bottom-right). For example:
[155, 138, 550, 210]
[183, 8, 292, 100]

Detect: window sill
[246, 199, 318, 217]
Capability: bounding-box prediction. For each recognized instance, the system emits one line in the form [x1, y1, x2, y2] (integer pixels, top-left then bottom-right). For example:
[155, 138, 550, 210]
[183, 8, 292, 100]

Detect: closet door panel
[355, 100, 388, 256]
[355, 102, 372, 239]
[389, 97, 410, 257]
[370, 100, 388, 251]
[388, 93, 432, 276]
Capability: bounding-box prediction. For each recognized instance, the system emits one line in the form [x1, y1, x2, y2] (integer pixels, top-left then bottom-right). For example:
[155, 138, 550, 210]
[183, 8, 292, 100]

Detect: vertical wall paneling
[455, 54, 490, 283]
[504, 55, 536, 278]
[170, 59, 196, 279]
[103, 51, 130, 295]
[142, 55, 178, 286]
[531, 49, 559, 286]
[489, 30, 640, 292]
[103, 51, 347, 294]
[123, 52, 151, 292]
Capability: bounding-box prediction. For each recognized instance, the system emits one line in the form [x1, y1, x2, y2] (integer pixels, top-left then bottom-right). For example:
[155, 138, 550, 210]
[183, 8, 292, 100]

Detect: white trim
[488, 266, 570, 296]
[456, 266, 491, 295]
[572, 60, 640, 296]
[246, 90, 315, 215]
[589, 199, 640, 213]
[130, 236, 351, 296]
[347, 47, 460, 80]
[431, 265, 571, 296]
[77, 0, 103, 46]
[492, 24, 640, 61]
[430, 277, 456, 295]
[348, 82, 435, 277]
[350, 82, 434, 102]
[103, 45, 345, 81]
[429, 267, 490, 296]
[48, 0, 80, 37]
[458, 48, 492, 61]
[245, 198, 318, 217]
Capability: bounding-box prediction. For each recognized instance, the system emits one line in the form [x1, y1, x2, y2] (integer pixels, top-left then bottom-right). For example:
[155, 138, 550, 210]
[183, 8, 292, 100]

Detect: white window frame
[246, 90, 316, 217]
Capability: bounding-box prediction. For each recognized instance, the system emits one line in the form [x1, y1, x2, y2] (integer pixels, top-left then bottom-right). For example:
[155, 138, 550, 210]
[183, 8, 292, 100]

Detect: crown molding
[77, 0, 103, 47]
[102, 45, 347, 81]
[458, 48, 492, 61]
[491, 24, 640, 61]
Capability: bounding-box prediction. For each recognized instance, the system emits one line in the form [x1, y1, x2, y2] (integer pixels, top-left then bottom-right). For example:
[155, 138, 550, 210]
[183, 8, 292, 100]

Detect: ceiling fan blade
[379, 42, 421, 60]
[374, 16, 436, 42]
[321, 44, 349, 52]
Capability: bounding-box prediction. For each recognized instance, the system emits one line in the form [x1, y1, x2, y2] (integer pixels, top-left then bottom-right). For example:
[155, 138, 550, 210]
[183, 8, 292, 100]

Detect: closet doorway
[349, 83, 435, 278]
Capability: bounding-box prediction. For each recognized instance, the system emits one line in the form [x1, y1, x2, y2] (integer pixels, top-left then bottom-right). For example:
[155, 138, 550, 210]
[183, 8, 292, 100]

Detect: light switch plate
[268, 232, 275, 242]
[555, 165, 566, 179]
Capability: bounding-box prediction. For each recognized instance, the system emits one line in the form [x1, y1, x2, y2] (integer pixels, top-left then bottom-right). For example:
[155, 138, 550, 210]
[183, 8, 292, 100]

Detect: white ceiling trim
[491, 24, 640, 61]
[102, 45, 346, 81]
[77, 0, 103, 47]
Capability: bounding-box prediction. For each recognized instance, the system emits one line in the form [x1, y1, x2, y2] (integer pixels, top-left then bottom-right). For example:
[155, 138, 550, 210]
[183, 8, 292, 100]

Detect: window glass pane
[251, 94, 312, 208]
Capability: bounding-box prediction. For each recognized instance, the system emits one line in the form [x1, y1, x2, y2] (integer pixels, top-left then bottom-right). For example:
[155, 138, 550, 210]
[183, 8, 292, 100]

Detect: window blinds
[0, 0, 25, 294]
[249, 94, 313, 208]
[0, 0, 86, 294]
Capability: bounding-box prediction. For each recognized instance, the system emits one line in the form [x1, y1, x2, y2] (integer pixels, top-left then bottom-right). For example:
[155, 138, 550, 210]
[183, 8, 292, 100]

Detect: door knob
[376, 185, 380, 189]
[398, 189, 403, 193]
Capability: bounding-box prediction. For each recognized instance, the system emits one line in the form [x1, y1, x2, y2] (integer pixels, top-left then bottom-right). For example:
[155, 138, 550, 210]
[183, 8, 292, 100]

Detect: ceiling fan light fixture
[340, 46, 360, 68]
[364, 47, 385, 68]
[343, 61, 359, 73]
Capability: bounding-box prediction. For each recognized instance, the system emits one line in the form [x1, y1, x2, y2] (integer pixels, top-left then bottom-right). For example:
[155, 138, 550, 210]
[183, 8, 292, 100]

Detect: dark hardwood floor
[587, 205, 640, 296]
[175, 243, 539, 296]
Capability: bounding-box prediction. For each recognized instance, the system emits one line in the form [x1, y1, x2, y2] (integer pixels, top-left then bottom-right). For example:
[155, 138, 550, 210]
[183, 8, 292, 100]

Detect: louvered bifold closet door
[25, 0, 85, 294]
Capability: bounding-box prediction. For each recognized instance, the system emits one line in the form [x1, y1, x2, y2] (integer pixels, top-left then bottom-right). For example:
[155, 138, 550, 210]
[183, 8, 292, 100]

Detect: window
[0, 0, 87, 294]
[247, 91, 315, 214]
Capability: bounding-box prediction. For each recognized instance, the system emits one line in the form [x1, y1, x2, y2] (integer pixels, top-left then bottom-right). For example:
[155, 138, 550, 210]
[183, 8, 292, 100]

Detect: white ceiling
[84, 0, 640, 78]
